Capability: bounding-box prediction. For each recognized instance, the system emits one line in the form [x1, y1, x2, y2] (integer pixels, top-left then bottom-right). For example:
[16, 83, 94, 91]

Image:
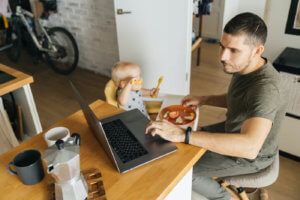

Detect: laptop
[70, 82, 177, 173]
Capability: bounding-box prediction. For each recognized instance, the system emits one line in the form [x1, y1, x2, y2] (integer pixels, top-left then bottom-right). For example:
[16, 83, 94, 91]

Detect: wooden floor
[0, 41, 299, 199]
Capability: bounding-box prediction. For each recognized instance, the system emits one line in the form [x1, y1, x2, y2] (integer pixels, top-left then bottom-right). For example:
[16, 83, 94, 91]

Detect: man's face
[219, 33, 255, 74]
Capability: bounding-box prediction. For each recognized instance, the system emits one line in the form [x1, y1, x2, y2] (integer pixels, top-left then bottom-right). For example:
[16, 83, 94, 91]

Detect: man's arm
[190, 117, 272, 159]
[145, 117, 272, 159]
[201, 93, 227, 108]
[181, 93, 227, 108]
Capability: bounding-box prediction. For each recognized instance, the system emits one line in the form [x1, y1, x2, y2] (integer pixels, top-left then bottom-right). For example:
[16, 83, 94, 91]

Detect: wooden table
[0, 100, 206, 200]
[0, 64, 33, 96]
[0, 64, 42, 136]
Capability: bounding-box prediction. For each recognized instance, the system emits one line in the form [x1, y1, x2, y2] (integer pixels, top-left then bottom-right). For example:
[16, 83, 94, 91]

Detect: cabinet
[273, 47, 300, 158]
[0, 64, 42, 144]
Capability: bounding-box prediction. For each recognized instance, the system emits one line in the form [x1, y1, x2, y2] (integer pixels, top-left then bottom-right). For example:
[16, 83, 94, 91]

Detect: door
[114, 0, 193, 95]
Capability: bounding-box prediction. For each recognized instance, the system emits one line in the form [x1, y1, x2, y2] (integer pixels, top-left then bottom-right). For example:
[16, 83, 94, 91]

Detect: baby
[111, 62, 159, 118]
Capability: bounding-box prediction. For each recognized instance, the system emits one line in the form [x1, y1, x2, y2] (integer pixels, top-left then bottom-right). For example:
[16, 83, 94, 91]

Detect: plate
[159, 105, 196, 126]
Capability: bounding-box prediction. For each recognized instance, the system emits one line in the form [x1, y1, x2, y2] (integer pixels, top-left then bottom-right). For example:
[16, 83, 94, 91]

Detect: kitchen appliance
[43, 133, 88, 200]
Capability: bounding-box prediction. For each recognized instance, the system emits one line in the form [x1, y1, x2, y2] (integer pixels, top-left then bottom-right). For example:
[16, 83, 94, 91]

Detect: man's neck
[239, 57, 266, 75]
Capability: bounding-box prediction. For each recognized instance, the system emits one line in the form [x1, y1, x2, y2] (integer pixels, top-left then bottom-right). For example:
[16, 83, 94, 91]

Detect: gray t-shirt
[116, 88, 149, 118]
[226, 60, 287, 162]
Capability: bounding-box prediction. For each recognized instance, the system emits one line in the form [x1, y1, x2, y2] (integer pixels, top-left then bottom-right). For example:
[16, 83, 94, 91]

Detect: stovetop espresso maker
[43, 133, 88, 200]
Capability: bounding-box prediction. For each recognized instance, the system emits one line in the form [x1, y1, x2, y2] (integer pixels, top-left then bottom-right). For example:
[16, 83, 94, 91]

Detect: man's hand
[145, 120, 185, 143]
[181, 95, 205, 109]
[181, 94, 227, 108]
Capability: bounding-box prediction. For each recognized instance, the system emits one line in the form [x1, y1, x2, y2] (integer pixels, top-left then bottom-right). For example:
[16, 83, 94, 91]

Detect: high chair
[104, 80, 162, 114]
[104, 80, 118, 107]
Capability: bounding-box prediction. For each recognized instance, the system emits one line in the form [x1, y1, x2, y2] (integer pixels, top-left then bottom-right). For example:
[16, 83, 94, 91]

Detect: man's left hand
[145, 119, 185, 143]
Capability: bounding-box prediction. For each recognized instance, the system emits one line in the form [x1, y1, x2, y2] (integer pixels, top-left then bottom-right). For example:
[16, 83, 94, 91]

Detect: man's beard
[221, 56, 252, 74]
[222, 66, 235, 74]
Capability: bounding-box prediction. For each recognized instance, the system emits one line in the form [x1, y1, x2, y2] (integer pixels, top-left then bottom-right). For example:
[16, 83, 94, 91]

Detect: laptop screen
[70, 81, 119, 167]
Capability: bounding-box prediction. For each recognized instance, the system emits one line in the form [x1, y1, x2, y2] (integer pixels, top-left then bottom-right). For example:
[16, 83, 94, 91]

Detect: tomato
[169, 111, 179, 119]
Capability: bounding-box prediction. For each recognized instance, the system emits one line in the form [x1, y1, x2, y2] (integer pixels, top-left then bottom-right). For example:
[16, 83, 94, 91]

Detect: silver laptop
[70, 82, 177, 173]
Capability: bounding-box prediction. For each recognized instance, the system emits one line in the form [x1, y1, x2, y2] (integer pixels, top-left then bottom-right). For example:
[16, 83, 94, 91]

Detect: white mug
[44, 127, 70, 147]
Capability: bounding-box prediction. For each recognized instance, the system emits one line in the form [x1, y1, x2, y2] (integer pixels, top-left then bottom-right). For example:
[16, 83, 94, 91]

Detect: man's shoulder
[250, 62, 282, 90]
[246, 62, 288, 107]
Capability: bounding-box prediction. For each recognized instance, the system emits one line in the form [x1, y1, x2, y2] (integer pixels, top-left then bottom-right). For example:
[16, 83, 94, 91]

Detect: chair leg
[234, 186, 249, 200]
[149, 113, 158, 121]
[217, 179, 244, 200]
[260, 188, 269, 200]
[215, 177, 270, 200]
[223, 185, 241, 200]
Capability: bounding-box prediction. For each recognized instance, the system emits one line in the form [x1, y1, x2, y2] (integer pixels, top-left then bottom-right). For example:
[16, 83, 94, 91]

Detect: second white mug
[44, 127, 70, 147]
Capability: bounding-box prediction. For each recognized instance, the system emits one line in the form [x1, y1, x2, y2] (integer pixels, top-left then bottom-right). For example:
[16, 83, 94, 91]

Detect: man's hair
[224, 12, 267, 46]
[111, 62, 139, 85]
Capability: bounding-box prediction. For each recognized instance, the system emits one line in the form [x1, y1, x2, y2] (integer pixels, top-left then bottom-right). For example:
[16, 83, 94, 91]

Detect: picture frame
[285, 0, 300, 35]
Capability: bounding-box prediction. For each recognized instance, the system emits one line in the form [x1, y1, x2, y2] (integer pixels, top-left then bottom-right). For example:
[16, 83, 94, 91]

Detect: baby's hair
[111, 62, 140, 85]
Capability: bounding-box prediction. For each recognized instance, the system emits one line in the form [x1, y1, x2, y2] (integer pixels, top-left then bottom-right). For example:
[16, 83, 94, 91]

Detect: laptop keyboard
[102, 119, 148, 163]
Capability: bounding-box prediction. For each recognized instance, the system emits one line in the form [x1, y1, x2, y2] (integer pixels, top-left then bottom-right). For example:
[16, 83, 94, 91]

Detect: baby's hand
[128, 78, 137, 86]
[150, 88, 159, 97]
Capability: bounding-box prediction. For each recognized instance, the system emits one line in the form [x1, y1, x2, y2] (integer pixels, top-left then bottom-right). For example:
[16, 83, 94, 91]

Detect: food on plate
[184, 115, 193, 120]
[184, 113, 195, 120]
[175, 116, 183, 123]
[169, 111, 179, 119]
[163, 111, 170, 118]
[159, 105, 196, 126]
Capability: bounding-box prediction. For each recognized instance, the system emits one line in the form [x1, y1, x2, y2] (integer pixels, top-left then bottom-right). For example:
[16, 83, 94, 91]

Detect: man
[145, 12, 287, 200]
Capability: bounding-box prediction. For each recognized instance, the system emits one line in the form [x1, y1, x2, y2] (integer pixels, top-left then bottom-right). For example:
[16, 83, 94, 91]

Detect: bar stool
[222, 151, 280, 200]
[192, 151, 279, 200]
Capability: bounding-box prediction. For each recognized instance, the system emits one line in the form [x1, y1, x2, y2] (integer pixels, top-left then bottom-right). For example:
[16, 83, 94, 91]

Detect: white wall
[263, 0, 300, 61]
[46, 0, 119, 77]
[223, 0, 266, 29]
[222, 0, 239, 29]
[237, 0, 266, 19]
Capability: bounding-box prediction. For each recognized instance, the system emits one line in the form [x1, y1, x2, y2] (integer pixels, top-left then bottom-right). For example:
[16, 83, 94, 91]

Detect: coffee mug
[44, 127, 70, 147]
[7, 149, 44, 185]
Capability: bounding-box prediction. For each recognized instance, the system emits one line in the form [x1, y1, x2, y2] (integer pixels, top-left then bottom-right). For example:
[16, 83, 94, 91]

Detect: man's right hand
[181, 95, 206, 109]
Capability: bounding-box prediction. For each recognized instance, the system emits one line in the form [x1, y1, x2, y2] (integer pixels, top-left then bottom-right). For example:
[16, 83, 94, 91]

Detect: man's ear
[120, 80, 126, 88]
[254, 44, 264, 57]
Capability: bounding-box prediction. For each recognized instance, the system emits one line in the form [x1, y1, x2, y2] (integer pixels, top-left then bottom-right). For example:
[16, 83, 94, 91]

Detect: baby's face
[128, 72, 143, 91]
[122, 66, 143, 90]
